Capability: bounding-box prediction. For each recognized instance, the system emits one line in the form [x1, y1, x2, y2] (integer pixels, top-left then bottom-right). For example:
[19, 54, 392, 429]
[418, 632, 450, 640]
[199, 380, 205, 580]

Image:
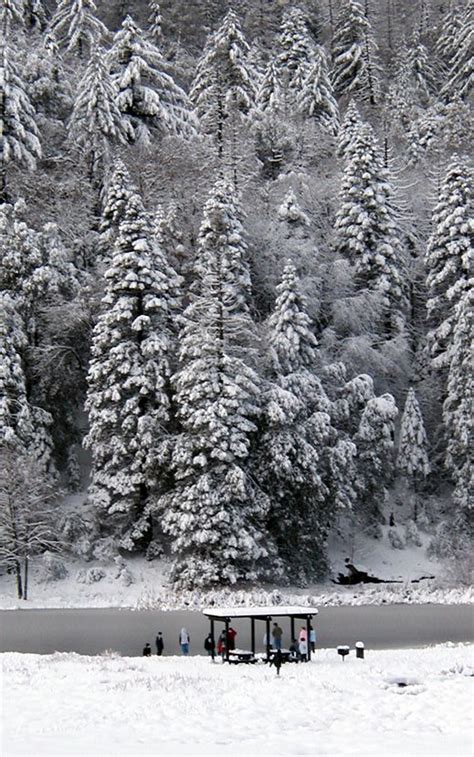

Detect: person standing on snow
[298, 636, 308, 661]
[155, 632, 164, 656]
[272, 622, 283, 650]
[217, 630, 227, 660]
[143, 643, 152, 657]
[179, 628, 190, 655]
[309, 625, 316, 653]
[227, 626, 237, 650]
[204, 633, 215, 657]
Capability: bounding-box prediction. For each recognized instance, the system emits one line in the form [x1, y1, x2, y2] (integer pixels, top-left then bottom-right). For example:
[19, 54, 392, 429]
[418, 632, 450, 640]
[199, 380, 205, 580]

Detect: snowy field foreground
[2, 645, 473, 756]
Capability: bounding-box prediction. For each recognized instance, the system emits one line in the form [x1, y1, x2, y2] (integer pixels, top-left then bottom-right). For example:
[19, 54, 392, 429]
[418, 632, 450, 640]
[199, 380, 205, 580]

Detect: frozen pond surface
[1, 603, 473, 656]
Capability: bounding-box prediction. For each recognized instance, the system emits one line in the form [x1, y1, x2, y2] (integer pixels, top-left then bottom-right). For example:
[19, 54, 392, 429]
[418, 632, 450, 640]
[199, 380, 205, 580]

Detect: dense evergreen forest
[0, 0, 472, 593]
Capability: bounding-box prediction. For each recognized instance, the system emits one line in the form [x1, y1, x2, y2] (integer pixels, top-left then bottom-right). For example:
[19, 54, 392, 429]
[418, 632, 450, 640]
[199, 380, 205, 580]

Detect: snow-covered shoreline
[1, 577, 472, 611]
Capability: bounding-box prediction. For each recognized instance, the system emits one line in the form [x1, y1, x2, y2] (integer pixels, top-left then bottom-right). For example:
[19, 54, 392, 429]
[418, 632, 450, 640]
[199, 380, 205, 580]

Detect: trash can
[355, 641, 365, 659]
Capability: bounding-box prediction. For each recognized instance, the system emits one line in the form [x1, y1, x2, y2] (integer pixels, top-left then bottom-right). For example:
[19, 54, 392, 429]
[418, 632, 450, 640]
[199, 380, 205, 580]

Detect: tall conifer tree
[331, 0, 379, 104]
[334, 124, 407, 334]
[109, 15, 195, 145]
[84, 192, 180, 550]
[190, 10, 256, 158]
[425, 157, 473, 368]
[50, 0, 107, 58]
[158, 180, 270, 589]
[256, 261, 331, 583]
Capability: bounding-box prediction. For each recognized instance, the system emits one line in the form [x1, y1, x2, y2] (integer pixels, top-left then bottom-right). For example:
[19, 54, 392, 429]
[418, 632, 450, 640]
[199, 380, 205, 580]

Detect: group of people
[143, 623, 317, 660]
[266, 622, 316, 659]
[142, 628, 190, 657]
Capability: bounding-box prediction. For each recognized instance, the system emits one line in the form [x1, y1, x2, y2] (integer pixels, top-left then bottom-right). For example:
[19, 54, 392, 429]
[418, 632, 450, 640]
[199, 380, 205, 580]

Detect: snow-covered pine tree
[406, 29, 439, 99]
[152, 201, 187, 276]
[255, 58, 283, 114]
[331, 0, 380, 105]
[108, 15, 196, 146]
[0, 202, 76, 341]
[147, 0, 162, 43]
[0, 42, 41, 202]
[434, 1, 463, 72]
[84, 191, 180, 551]
[443, 290, 473, 529]
[68, 47, 132, 180]
[425, 157, 473, 369]
[334, 123, 407, 334]
[277, 189, 310, 233]
[49, 0, 107, 58]
[0, 293, 35, 451]
[336, 99, 362, 159]
[355, 393, 398, 524]
[255, 261, 332, 583]
[441, 2, 473, 101]
[332, 372, 376, 435]
[396, 387, 430, 485]
[0, 201, 41, 302]
[267, 260, 319, 376]
[190, 9, 256, 158]
[99, 159, 138, 257]
[0, 293, 55, 477]
[297, 44, 340, 134]
[277, 6, 315, 106]
[158, 179, 270, 589]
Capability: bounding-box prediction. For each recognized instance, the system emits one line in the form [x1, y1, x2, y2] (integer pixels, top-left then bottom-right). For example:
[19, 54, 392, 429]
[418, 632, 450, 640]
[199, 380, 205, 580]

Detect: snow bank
[2, 644, 473, 756]
[0, 554, 472, 611]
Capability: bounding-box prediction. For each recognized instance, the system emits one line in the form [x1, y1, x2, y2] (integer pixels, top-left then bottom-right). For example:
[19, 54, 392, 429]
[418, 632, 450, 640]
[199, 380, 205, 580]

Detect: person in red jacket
[217, 630, 227, 660]
[227, 627, 237, 651]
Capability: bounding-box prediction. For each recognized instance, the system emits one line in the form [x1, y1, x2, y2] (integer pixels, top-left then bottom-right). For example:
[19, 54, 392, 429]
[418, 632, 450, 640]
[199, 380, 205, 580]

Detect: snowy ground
[1, 644, 472, 756]
[0, 523, 471, 610]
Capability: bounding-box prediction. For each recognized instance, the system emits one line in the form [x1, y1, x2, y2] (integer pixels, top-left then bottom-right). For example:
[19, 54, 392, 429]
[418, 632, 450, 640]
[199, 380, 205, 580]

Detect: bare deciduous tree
[0, 449, 60, 600]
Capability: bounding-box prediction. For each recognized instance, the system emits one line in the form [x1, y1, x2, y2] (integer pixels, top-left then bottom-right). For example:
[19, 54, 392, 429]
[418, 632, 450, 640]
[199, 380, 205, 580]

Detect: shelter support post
[211, 619, 215, 661]
[266, 617, 271, 662]
[290, 617, 295, 645]
[225, 618, 230, 663]
[306, 617, 311, 661]
[251, 618, 255, 656]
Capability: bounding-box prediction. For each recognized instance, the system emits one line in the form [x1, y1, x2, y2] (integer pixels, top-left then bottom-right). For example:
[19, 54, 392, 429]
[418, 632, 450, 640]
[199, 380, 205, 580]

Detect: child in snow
[143, 643, 152, 657]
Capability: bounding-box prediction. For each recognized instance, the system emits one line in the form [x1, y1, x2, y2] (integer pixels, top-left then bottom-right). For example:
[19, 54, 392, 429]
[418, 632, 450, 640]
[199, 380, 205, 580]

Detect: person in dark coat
[270, 648, 283, 676]
[155, 632, 164, 656]
[204, 633, 215, 656]
[289, 639, 299, 661]
[143, 643, 152, 657]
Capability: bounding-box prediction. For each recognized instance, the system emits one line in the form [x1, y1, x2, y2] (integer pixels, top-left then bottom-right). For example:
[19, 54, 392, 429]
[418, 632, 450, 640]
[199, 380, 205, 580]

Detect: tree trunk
[328, 0, 335, 32]
[23, 555, 29, 600]
[15, 560, 23, 599]
[365, 34, 376, 106]
[217, 92, 224, 161]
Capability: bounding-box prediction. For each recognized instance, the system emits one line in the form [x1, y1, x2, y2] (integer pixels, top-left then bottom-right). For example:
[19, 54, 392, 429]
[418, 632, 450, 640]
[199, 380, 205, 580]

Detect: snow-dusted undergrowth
[2, 644, 472, 756]
[134, 582, 474, 612]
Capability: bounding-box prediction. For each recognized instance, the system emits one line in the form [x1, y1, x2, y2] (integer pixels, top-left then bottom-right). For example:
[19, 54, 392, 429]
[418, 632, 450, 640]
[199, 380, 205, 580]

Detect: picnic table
[228, 649, 257, 664]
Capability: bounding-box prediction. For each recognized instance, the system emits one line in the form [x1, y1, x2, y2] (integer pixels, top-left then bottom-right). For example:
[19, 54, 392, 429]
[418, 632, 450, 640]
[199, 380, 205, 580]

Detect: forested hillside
[1, 0, 472, 595]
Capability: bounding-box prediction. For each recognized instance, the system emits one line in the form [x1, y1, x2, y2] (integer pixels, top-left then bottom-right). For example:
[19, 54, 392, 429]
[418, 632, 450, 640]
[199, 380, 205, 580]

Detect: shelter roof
[202, 606, 318, 619]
